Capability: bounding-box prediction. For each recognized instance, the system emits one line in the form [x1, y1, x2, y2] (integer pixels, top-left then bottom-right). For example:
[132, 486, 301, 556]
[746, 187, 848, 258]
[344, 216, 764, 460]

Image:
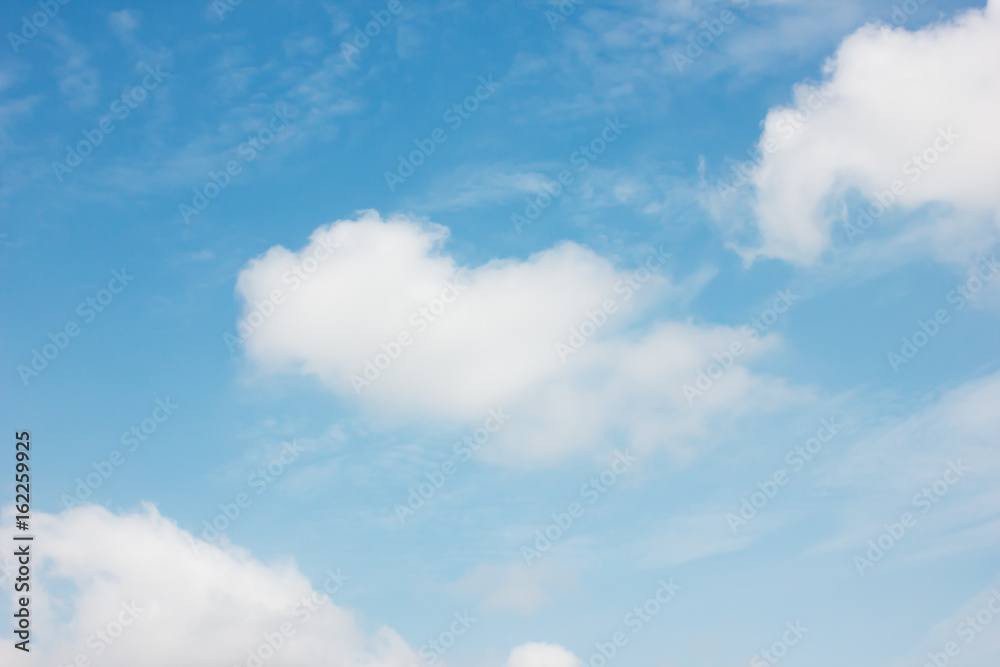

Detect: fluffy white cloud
[736, 0, 1000, 264]
[234, 211, 798, 465]
[0, 504, 417, 667]
[504, 642, 581, 667]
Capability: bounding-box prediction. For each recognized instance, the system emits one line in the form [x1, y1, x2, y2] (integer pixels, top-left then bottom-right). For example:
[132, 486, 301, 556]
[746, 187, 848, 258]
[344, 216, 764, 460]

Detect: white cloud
[417, 165, 558, 211]
[108, 10, 141, 40]
[505, 642, 581, 667]
[396, 23, 423, 59]
[734, 0, 1000, 264]
[284, 35, 326, 59]
[53, 32, 101, 109]
[0, 504, 418, 667]
[234, 211, 799, 465]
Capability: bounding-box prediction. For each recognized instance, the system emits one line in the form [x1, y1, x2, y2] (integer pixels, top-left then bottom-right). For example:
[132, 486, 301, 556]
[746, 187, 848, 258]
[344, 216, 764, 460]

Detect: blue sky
[2, 1, 1000, 666]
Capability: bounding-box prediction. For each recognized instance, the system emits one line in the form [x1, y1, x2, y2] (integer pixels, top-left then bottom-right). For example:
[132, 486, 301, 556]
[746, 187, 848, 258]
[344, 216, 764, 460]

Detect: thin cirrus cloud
[729, 0, 1000, 265]
[233, 210, 801, 466]
[451, 560, 579, 614]
[891, 576, 1000, 666]
[52, 32, 102, 110]
[807, 369, 1000, 562]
